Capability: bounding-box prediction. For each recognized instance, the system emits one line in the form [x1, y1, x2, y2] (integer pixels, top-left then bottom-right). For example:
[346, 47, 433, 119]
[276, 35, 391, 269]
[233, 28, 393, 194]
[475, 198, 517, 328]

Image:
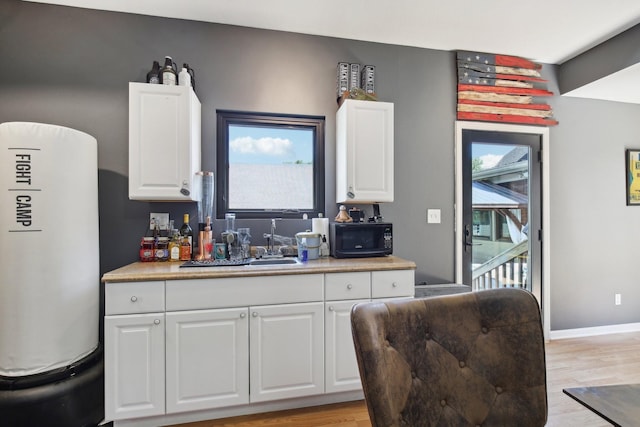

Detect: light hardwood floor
[171, 331, 640, 427]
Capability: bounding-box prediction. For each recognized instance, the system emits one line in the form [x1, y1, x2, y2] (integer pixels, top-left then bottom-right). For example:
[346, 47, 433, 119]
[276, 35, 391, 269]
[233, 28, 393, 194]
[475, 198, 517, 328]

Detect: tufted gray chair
[351, 288, 547, 427]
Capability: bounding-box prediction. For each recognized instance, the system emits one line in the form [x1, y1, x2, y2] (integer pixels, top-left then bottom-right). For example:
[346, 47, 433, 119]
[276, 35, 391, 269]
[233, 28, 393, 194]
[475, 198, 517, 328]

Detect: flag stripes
[456, 51, 557, 126]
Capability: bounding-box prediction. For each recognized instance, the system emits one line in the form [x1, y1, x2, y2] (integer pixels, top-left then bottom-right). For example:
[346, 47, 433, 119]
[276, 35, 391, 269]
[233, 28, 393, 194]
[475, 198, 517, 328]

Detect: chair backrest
[351, 288, 547, 427]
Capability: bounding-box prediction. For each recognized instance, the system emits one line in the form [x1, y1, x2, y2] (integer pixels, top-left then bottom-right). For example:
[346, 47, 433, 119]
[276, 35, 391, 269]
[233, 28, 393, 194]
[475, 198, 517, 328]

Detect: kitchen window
[216, 110, 325, 219]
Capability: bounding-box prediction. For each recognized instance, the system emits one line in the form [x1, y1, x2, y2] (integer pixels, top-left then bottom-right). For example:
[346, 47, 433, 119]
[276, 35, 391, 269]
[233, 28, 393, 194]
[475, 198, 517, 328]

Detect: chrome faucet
[265, 218, 283, 257]
[269, 219, 276, 255]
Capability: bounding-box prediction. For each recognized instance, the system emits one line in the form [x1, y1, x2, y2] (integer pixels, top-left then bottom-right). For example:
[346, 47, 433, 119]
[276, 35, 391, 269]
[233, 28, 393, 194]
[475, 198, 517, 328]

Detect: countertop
[102, 256, 416, 283]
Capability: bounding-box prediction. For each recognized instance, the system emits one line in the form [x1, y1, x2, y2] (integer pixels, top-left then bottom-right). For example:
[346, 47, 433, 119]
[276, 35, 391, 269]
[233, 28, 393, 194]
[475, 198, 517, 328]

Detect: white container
[311, 217, 329, 251]
[0, 122, 99, 376]
[179, 66, 191, 87]
[296, 231, 321, 260]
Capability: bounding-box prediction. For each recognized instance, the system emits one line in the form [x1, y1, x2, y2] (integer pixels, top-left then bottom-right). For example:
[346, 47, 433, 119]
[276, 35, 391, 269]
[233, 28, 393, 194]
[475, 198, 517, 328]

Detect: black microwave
[330, 222, 393, 258]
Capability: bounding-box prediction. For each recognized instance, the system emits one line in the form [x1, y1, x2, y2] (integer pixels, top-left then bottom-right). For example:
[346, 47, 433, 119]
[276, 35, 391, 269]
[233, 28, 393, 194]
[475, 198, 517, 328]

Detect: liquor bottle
[168, 229, 181, 261]
[161, 56, 177, 85]
[180, 213, 193, 257]
[180, 236, 191, 261]
[319, 235, 329, 258]
[152, 218, 160, 245]
[146, 60, 161, 84]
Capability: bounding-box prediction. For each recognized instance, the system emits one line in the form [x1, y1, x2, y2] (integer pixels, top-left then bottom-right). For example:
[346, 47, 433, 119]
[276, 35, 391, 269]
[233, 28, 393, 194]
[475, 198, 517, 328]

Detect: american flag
[456, 51, 558, 126]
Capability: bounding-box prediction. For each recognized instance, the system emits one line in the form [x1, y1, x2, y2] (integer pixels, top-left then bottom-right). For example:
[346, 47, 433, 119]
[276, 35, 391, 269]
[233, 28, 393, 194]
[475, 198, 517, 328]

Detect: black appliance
[330, 222, 392, 258]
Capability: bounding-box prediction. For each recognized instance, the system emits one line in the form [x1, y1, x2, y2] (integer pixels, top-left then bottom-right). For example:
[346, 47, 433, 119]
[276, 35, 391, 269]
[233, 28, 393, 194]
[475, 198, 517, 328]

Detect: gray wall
[2, 0, 639, 331]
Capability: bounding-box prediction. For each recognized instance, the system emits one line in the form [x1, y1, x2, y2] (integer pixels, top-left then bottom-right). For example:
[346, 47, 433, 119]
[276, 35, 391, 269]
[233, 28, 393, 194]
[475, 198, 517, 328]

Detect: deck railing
[472, 240, 528, 290]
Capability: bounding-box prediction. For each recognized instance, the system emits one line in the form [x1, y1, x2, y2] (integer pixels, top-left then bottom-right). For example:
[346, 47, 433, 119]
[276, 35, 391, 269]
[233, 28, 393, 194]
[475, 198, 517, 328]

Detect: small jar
[139, 237, 155, 262]
[155, 237, 170, 261]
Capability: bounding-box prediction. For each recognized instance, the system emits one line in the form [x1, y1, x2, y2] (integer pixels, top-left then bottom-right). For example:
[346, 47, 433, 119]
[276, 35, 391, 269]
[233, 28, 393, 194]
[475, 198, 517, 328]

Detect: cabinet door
[250, 302, 324, 402]
[336, 100, 394, 203]
[128, 82, 201, 201]
[325, 299, 368, 393]
[104, 313, 165, 421]
[165, 308, 249, 413]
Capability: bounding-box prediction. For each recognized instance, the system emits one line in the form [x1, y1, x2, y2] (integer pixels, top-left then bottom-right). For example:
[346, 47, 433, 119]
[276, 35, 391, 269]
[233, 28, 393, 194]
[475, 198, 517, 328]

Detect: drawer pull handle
[154, 319, 160, 325]
[347, 284, 353, 290]
[240, 312, 246, 318]
[392, 282, 398, 288]
[252, 312, 258, 317]
[329, 306, 334, 311]
[131, 296, 138, 302]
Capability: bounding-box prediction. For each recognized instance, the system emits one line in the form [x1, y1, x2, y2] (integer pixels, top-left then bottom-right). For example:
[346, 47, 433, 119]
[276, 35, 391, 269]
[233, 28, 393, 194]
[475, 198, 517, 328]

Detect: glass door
[461, 129, 542, 299]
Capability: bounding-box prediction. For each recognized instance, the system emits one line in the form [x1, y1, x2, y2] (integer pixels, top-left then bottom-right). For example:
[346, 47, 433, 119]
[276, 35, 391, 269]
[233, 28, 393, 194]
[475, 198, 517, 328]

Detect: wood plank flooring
[171, 331, 640, 427]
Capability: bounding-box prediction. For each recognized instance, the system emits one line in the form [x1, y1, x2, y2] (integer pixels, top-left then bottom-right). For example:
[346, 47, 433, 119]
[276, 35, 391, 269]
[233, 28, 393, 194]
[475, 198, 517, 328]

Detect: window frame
[215, 109, 325, 219]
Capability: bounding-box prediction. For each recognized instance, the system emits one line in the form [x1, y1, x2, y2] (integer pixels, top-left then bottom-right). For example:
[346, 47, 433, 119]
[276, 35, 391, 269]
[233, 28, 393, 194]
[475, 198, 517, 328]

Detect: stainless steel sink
[248, 258, 301, 266]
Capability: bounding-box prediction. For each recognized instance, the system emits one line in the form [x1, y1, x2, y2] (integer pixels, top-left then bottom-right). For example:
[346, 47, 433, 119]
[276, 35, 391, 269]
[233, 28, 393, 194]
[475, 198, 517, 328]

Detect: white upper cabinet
[128, 83, 201, 201]
[336, 100, 394, 203]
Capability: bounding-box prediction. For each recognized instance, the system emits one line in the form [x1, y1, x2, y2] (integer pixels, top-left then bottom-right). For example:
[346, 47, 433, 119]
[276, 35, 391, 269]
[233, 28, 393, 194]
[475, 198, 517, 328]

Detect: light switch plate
[427, 209, 441, 224]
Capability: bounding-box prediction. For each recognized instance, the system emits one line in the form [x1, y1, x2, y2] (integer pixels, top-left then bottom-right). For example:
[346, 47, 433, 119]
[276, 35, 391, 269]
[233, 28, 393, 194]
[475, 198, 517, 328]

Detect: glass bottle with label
[180, 213, 193, 257]
[161, 56, 177, 85]
[168, 229, 181, 261]
[180, 235, 191, 261]
[146, 60, 161, 84]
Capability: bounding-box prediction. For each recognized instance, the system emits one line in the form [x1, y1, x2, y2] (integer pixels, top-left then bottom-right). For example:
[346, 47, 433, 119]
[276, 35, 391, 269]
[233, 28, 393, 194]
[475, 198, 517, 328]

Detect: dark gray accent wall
[2, 0, 640, 331]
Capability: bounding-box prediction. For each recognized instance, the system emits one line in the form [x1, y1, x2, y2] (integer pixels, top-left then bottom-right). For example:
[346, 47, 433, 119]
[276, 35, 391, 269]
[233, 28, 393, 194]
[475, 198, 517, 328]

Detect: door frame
[455, 121, 550, 339]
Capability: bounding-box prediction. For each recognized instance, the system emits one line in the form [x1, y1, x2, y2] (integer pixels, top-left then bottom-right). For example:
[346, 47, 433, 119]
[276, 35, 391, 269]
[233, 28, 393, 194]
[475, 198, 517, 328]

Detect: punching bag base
[0, 348, 104, 427]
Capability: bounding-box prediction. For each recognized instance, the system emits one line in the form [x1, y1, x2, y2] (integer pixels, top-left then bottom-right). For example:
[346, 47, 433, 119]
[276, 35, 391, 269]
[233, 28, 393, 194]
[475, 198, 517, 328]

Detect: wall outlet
[427, 209, 441, 224]
[615, 293, 622, 305]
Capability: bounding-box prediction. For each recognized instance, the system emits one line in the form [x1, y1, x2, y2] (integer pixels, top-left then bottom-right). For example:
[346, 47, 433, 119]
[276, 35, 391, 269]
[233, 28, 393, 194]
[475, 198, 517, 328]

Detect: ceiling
[24, 0, 640, 104]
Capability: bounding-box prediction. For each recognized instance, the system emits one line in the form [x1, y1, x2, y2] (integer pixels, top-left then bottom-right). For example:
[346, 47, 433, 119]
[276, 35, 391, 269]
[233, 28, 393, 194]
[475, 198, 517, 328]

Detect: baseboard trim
[549, 322, 640, 340]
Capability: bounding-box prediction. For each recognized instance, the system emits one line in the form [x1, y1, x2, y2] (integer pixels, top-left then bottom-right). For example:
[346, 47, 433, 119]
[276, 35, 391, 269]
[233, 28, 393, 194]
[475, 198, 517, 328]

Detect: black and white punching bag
[0, 122, 103, 427]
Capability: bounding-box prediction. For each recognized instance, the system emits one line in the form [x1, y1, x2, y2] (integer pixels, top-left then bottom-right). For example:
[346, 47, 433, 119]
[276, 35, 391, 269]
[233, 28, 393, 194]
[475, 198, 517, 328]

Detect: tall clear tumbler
[196, 171, 214, 260]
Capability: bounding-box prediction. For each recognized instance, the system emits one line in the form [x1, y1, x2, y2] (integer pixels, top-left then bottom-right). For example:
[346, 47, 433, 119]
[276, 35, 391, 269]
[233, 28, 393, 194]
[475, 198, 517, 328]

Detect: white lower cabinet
[104, 313, 165, 421]
[165, 308, 249, 413]
[104, 268, 414, 424]
[324, 270, 415, 394]
[250, 302, 324, 402]
[325, 299, 369, 393]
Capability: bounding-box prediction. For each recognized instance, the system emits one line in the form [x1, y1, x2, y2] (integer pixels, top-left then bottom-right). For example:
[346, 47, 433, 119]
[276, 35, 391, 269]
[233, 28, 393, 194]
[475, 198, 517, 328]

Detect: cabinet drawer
[166, 274, 324, 311]
[371, 270, 414, 299]
[325, 272, 370, 301]
[106, 281, 165, 315]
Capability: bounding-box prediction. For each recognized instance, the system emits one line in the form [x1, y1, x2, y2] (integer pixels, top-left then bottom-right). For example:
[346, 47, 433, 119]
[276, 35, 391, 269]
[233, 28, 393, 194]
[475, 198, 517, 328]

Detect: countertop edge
[102, 256, 417, 283]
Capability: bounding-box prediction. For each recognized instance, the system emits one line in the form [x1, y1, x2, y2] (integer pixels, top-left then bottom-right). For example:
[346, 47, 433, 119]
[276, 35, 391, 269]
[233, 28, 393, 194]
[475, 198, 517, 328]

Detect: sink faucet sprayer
[266, 218, 282, 256]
